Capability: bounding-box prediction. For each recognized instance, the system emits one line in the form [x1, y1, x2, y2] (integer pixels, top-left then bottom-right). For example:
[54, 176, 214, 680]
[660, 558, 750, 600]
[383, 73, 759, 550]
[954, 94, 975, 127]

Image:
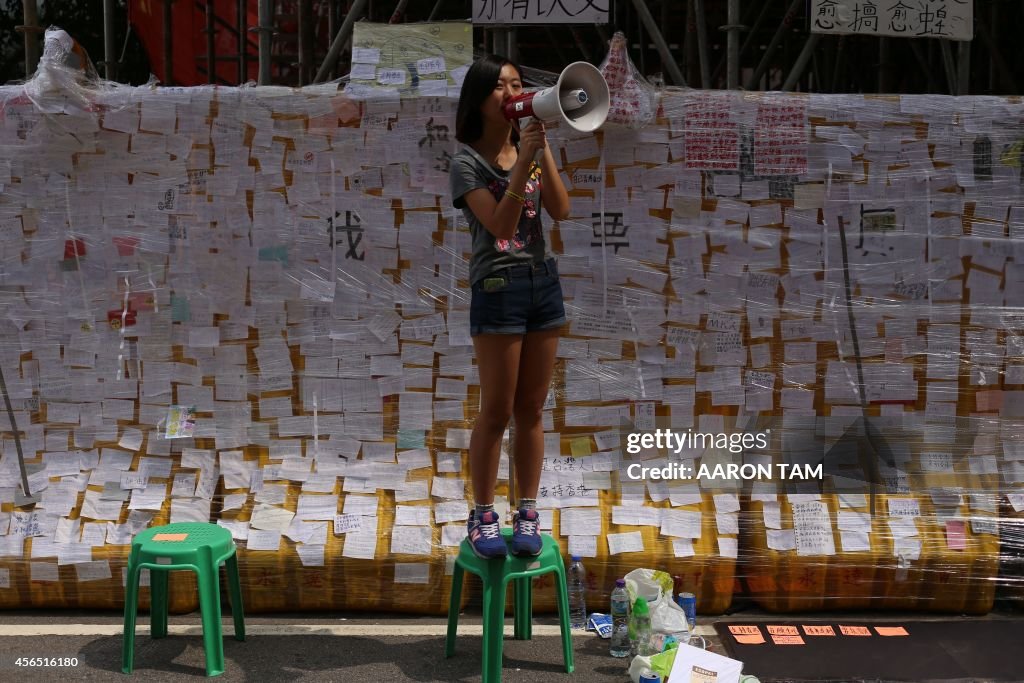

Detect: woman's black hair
[455, 54, 522, 146]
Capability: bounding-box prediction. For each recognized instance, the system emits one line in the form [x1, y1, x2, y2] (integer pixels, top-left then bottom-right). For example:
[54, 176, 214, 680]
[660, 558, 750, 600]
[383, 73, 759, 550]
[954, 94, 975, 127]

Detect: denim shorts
[470, 258, 566, 336]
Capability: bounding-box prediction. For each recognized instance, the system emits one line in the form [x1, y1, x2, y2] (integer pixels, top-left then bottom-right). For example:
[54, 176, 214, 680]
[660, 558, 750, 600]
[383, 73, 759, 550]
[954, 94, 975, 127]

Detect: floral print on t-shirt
[487, 164, 543, 252]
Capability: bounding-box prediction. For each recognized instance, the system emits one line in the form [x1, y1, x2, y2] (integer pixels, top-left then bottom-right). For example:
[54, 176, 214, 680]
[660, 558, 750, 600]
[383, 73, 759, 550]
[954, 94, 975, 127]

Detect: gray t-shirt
[449, 145, 553, 286]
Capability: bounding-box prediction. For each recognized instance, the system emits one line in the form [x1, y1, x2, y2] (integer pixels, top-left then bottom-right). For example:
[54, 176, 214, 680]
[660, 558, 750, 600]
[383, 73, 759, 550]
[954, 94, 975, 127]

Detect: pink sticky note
[946, 520, 967, 550]
[975, 390, 1003, 413]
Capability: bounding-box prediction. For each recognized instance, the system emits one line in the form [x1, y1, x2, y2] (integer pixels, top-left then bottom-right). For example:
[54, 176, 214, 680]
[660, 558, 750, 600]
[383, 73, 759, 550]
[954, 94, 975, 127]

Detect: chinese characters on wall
[811, 0, 973, 41]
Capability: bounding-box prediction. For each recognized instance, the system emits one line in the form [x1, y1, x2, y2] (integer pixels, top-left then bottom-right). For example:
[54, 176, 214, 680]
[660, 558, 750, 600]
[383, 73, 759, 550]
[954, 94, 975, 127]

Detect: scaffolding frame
[13, 0, 1018, 97]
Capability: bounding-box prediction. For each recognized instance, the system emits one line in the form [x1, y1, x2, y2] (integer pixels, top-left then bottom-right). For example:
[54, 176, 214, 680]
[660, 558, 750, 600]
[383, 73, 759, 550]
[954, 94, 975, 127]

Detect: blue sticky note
[170, 295, 190, 322]
[397, 429, 426, 449]
[258, 245, 288, 265]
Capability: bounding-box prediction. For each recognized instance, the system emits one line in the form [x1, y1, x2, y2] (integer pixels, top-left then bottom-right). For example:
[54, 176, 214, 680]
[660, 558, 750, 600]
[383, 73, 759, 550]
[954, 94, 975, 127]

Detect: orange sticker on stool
[153, 533, 189, 541]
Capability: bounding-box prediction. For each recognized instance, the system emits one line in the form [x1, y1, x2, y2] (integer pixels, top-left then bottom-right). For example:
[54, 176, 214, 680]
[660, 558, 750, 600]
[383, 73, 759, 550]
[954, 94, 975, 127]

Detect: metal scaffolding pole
[255, 0, 273, 85]
[957, 40, 970, 96]
[781, 32, 821, 91]
[507, 28, 519, 64]
[488, 28, 498, 60]
[0, 364, 31, 499]
[635, 0, 645, 75]
[987, 0, 996, 93]
[239, 0, 248, 83]
[18, 0, 41, 78]
[314, 0, 370, 83]
[427, 0, 446, 21]
[811, 46, 822, 91]
[724, 0, 741, 89]
[163, 0, 174, 85]
[713, 0, 775, 85]
[693, 0, 711, 88]
[925, 40, 938, 92]
[493, 29, 505, 60]
[299, 0, 314, 84]
[877, 37, 890, 93]
[683, 0, 695, 85]
[745, 0, 801, 91]
[830, 35, 846, 92]
[206, 0, 216, 84]
[103, 0, 118, 81]
[940, 40, 957, 94]
[628, 0, 684, 85]
[907, 40, 930, 84]
[328, 0, 338, 70]
[976, 10, 1017, 93]
[389, 0, 410, 23]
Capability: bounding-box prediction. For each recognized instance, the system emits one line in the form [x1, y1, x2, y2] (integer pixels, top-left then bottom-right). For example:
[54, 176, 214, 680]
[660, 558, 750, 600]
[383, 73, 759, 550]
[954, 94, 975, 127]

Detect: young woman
[449, 54, 571, 559]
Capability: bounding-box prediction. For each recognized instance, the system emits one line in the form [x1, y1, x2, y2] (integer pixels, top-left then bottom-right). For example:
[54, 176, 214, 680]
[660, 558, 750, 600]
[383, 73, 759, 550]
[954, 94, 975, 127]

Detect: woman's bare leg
[468, 333, 523, 505]
[511, 327, 561, 501]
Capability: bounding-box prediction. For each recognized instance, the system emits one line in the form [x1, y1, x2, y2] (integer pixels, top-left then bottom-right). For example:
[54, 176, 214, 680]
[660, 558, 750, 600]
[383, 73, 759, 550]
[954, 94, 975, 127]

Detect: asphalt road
[0, 613, 663, 682]
[0, 608, 1019, 682]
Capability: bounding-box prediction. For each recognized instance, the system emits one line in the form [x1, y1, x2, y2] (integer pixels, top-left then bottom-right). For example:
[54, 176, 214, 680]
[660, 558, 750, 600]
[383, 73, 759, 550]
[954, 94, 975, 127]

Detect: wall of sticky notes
[1, 66, 1023, 614]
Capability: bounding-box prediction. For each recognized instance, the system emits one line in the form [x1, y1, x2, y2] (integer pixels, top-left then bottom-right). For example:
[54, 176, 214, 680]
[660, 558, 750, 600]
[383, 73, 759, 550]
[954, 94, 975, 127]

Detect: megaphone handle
[520, 116, 544, 164]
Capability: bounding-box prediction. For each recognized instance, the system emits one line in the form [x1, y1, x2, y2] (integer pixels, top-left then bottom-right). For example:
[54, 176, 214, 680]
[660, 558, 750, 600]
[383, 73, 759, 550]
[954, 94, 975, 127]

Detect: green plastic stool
[445, 528, 574, 683]
[122, 522, 245, 677]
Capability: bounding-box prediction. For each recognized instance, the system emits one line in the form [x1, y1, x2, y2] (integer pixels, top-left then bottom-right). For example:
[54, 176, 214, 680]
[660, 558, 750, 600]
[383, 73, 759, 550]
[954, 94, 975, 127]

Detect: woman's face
[481, 63, 523, 128]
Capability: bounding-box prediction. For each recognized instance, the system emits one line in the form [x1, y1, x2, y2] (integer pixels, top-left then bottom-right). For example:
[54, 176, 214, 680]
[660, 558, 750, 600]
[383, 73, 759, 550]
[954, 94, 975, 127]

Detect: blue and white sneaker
[510, 508, 542, 557]
[467, 510, 507, 560]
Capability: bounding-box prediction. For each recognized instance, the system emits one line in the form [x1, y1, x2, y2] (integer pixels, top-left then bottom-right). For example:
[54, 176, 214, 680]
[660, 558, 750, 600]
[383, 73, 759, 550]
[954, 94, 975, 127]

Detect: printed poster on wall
[349, 21, 473, 97]
[474, 0, 609, 24]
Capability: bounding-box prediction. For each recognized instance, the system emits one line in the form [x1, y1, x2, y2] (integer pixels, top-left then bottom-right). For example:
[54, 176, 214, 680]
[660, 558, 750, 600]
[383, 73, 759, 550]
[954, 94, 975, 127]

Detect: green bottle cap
[633, 595, 649, 616]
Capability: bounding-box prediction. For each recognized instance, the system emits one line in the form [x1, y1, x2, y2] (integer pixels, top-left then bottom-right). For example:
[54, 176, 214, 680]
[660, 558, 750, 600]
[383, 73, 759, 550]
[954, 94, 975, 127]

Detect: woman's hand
[518, 120, 547, 161]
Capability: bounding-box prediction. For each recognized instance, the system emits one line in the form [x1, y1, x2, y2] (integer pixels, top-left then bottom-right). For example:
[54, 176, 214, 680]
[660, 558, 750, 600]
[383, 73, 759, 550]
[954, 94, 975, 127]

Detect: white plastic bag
[627, 653, 655, 683]
[624, 568, 690, 644]
[624, 567, 666, 603]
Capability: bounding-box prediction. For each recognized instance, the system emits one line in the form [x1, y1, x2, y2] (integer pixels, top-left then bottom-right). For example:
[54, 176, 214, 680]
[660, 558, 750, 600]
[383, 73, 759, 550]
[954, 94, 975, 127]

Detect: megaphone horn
[502, 61, 610, 134]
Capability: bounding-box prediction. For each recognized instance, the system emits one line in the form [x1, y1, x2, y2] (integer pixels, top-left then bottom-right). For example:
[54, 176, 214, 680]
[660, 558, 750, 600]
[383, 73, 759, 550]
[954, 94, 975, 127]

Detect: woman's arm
[461, 160, 534, 242]
[461, 124, 548, 241]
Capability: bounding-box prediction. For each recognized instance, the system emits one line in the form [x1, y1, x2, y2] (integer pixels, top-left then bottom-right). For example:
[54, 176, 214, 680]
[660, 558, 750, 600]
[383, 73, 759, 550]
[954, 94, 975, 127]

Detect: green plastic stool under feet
[445, 528, 574, 683]
[122, 522, 245, 677]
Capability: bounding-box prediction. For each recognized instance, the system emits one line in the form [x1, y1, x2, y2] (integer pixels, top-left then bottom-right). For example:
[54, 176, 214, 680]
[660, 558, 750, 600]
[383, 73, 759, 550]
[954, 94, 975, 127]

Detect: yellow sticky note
[569, 437, 591, 457]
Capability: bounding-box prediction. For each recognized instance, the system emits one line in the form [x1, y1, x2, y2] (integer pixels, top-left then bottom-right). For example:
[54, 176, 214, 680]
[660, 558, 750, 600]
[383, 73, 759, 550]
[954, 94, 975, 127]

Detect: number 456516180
[16, 657, 79, 667]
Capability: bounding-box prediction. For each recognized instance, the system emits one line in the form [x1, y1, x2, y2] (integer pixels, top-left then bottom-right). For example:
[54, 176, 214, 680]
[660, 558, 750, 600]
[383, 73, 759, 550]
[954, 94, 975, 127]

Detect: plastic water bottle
[567, 556, 587, 630]
[609, 579, 630, 657]
[630, 595, 654, 656]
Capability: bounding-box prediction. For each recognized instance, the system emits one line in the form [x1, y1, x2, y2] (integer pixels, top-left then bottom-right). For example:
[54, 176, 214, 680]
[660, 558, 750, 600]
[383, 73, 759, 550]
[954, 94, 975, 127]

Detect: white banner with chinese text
[473, 0, 609, 24]
[810, 0, 973, 41]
